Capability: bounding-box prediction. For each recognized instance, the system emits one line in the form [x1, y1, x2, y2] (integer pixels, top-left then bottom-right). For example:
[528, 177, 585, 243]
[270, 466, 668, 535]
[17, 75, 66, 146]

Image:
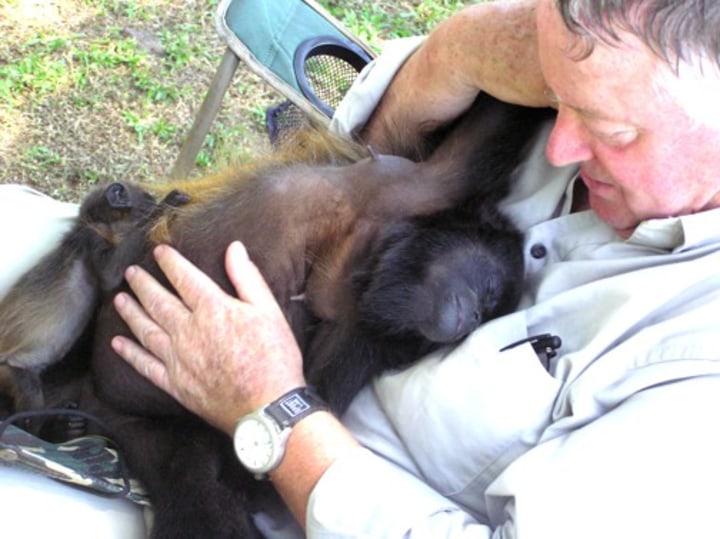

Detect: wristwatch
[233, 386, 328, 478]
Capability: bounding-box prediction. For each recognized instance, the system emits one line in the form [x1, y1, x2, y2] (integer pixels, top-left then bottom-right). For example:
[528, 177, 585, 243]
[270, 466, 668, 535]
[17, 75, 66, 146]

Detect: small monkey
[0, 182, 189, 428]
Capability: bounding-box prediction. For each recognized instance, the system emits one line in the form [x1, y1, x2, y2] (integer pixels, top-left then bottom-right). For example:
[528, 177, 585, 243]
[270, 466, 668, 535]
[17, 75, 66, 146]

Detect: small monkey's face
[409, 246, 490, 344]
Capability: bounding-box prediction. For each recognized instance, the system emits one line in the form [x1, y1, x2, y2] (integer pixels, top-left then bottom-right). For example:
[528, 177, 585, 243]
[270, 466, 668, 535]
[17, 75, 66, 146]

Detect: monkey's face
[356, 224, 521, 345]
[410, 244, 501, 344]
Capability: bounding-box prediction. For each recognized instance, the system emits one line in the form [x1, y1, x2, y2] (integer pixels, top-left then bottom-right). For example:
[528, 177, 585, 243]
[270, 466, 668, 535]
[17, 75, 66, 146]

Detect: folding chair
[170, 0, 375, 179]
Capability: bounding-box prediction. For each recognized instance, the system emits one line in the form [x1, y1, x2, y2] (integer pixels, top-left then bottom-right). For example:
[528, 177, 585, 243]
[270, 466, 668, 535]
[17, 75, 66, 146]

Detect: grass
[0, 0, 465, 202]
[323, 0, 465, 42]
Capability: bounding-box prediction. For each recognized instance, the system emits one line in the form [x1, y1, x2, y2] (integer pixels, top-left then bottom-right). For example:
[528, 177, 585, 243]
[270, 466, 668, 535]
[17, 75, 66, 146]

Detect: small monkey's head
[81, 182, 157, 220]
[79, 182, 159, 243]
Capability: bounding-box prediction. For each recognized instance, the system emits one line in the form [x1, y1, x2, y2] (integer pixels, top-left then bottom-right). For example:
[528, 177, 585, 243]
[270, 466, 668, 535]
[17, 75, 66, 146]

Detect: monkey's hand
[111, 242, 306, 435]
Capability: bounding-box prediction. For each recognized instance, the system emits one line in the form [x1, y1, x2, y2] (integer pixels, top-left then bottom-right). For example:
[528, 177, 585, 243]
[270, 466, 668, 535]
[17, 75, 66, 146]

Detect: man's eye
[596, 128, 638, 147]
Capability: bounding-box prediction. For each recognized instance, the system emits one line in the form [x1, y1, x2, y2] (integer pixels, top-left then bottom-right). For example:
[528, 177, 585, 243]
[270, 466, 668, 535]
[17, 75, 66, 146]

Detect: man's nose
[545, 107, 593, 166]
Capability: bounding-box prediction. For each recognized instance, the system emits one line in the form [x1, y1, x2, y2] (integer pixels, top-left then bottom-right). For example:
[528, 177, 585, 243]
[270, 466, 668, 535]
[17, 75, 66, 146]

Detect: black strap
[265, 386, 328, 429]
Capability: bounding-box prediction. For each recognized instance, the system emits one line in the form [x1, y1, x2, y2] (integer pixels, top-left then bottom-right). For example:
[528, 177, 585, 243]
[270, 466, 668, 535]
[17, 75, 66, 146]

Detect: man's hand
[111, 241, 306, 435]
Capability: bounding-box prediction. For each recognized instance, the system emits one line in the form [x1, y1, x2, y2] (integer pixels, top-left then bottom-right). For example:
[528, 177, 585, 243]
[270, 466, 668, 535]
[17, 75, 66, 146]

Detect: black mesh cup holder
[293, 35, 372, 117]
[266, 36, 372, 146]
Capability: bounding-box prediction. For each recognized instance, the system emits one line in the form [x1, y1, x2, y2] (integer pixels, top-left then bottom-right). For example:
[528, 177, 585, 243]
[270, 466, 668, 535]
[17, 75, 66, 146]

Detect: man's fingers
[122, 255, 193, 333]
[110, 335, 171, 394]
[113, 290, 176, 360]
[152, 244, 225, 312]
[225, 241, 281, 311]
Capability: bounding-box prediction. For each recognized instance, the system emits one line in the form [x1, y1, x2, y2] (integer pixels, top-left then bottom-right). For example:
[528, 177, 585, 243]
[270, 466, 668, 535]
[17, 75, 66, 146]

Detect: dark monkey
[306, 96, 549, 413]
[89, 94, 551, 538]
[0, 94, 553, 537]
[0, 183, 189, 428]
[307, 193, 527, 413]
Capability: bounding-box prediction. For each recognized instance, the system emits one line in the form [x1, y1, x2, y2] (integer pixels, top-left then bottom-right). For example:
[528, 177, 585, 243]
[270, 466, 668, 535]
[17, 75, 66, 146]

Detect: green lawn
[0, 0, 465, 201]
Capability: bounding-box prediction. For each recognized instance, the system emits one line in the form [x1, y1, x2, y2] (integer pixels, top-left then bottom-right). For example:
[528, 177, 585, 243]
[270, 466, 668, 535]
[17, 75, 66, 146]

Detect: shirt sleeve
[306, 374, 720, 538]
[329, 36, 426, 139]
[306, 447, 494, 538]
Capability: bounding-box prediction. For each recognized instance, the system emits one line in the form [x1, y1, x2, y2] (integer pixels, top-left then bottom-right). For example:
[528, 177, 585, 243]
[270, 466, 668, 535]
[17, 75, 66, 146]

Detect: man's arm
[362, 0, 550, 153]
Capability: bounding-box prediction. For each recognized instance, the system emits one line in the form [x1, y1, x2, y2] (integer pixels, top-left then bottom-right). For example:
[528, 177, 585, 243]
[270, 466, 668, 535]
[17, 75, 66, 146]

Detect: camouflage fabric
[0, 423, 150, 505]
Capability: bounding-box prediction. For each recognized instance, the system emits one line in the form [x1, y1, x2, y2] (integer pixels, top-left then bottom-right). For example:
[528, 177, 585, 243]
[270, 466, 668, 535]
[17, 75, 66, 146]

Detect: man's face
[536, 0, 720, 238]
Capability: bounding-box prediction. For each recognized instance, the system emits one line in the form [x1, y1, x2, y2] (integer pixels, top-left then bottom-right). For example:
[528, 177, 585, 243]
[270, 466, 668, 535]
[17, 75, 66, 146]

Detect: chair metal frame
[171, 0, 375, 179]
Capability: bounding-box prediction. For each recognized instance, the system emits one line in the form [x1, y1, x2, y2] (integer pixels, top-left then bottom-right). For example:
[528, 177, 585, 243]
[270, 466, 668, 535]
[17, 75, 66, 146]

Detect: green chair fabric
[171, 0, 374, 178]
[223, 0, 354, 94]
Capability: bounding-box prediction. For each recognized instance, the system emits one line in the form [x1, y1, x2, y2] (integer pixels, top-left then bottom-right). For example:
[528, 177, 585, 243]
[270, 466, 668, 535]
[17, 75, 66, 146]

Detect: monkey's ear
[162, 189, 191, 207]
[105, 183, 132, 209]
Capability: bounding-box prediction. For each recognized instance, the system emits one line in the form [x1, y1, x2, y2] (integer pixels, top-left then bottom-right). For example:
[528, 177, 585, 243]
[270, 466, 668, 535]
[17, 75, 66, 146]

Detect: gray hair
[555, 0, 720, 72]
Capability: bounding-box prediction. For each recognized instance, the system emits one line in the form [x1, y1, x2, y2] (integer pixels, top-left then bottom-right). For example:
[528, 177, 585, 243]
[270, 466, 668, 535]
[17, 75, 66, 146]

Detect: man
[107, 0, 720, 536]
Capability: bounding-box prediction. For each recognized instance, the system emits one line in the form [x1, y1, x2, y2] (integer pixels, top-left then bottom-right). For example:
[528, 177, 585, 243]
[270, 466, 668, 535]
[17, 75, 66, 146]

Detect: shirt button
[530, 243, 547, 259]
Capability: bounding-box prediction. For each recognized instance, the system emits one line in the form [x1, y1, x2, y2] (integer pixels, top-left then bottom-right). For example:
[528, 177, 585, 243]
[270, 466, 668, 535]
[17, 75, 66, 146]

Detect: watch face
[233, 388, 325, 476]
[234, 416, 276, 472]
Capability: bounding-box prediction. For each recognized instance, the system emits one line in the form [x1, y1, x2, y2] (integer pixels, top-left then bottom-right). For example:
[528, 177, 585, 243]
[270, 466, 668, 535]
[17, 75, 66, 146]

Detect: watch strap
[264, 386, 328, 429]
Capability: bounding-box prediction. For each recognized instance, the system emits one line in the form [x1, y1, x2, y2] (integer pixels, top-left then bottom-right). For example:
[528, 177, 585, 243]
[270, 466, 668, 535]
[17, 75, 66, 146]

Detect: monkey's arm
[361, 0, 549, 156]
[0, 237, 99, 372]
[305, 319, 427, 414]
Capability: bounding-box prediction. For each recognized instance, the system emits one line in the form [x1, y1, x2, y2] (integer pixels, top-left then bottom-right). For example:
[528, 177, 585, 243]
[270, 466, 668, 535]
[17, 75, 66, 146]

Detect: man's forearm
[269, 411, 361, 529]
[362, 0, 549, 153]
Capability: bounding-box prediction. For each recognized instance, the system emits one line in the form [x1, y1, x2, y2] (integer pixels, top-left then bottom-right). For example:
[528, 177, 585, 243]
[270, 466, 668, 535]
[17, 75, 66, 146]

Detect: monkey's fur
[0, 94, 553, 537]
[0, 183, 189, 428]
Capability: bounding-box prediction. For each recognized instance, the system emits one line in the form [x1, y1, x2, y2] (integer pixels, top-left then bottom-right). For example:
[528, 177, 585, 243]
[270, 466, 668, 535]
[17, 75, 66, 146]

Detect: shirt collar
[627, 207, 720, 252]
